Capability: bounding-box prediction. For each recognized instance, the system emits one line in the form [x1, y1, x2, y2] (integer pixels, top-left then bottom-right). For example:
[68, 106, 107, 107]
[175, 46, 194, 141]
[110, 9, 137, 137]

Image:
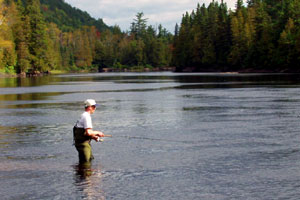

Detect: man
[73, 99, 104, 163]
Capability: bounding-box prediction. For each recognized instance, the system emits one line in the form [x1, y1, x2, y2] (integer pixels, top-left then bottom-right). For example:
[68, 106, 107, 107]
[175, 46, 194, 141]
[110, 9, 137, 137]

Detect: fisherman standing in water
[73, 99, 104, 163]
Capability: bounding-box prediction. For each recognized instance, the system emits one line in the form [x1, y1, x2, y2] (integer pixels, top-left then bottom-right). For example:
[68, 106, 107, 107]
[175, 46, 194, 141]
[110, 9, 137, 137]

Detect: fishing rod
[97, 134, 112, 142]
[97, 134, 196, 144]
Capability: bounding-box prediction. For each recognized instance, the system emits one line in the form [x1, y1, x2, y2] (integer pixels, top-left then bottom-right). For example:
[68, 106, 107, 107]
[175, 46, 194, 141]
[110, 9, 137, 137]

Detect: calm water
[1, 72, 300, 200]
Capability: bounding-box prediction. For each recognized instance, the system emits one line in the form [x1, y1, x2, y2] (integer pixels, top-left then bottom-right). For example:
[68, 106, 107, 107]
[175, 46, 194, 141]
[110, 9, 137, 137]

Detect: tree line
[173, 0, 300, 72]
[0, 0, 173, 74]
[1, 0, 300, 75]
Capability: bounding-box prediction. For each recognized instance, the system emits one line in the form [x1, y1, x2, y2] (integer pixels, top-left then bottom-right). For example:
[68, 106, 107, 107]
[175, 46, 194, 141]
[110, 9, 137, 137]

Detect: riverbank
[1, 67, 299, 78]
[0, 72, 18, 78]
[101, 66, 175, 73]
[0, 70, 69, 78]
[175, 66, 300, 73]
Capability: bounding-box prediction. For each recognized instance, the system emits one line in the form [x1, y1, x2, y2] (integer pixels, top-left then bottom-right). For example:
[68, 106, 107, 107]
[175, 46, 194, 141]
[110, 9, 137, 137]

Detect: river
[1, 72, 300, 199]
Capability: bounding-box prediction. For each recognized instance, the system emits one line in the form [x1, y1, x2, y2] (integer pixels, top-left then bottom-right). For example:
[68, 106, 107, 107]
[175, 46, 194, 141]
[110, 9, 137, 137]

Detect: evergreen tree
[25, 0, 51, 72]
[251, 0, 274, 69]
[12, 0, 31, 73]
[130, 12, 148, 40]
[278, 18, 297, 69]
[174, 12, 194, 70]
[45, 23, 62, 70]
[236, 0, 244, 10]
[174, 23, 179, 37]
[60, 31, 75, 70]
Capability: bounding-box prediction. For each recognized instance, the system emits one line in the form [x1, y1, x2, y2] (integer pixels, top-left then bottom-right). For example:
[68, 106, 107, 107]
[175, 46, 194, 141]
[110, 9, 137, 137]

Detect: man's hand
[85, 129, 105, 140]
[95, 132, 104, 142]
[91, 135, 98, 141]
[95, 131, 105, 137]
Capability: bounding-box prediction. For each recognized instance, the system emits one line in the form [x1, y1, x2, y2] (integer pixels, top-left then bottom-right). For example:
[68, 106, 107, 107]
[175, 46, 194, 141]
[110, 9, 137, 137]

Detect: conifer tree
[130, 12, 148, 40]
[25, 0, 51, 72]
[45, 23, 62, 70]
[236, 0, 244, 10]
[13, 0, 31, 73]
[278, 18, 297, 69]
[252, 0, 274, 69]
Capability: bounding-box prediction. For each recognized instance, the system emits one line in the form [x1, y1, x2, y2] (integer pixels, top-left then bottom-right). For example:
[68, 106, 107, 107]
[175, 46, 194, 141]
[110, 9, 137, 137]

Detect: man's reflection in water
[74, 162, 105, 200]
[75, 162, 93, 179]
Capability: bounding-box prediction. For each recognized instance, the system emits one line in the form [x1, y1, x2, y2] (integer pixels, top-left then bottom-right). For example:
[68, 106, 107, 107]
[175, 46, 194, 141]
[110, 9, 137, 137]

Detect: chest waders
[73, 126, 94, 163]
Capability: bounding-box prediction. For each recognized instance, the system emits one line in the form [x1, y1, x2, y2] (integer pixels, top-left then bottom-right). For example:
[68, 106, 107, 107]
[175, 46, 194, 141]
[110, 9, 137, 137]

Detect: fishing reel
[96, 137, 104, 142]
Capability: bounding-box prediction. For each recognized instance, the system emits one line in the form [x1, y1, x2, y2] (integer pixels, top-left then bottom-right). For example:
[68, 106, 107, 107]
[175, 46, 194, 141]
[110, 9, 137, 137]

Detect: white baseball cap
[84, 99, 98, 107]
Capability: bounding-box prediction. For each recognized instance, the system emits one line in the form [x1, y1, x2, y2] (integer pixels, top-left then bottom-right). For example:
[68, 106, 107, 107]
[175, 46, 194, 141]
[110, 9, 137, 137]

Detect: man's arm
[85, 128, 105, 140]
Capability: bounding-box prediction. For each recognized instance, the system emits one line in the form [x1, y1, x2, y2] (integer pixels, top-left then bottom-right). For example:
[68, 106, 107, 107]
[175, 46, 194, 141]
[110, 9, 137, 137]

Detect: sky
[64, 0, 237, 33]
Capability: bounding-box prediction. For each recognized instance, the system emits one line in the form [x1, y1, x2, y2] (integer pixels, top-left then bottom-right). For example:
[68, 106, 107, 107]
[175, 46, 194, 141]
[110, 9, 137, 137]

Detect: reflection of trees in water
[0, 92, 62, 102]
[73, 162, 105, 200]
[173, 74, 300, 85]
[0, 125, 37, 147]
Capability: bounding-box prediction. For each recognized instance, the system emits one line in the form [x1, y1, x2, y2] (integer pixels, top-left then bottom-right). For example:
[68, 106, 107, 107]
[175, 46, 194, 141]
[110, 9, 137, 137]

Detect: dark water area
[1, 72, 300, 199]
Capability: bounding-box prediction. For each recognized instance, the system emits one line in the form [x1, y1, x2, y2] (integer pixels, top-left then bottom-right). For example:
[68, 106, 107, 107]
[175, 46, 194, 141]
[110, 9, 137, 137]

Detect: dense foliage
[0, 0, 172, 74]
[1, 0, 300, 75]
[173, 0, 300, 72]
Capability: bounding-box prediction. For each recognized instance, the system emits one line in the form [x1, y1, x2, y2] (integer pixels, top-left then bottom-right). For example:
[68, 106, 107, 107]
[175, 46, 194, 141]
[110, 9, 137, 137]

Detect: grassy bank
[0, 67, 17, 77]
[50, 70, 68, 74]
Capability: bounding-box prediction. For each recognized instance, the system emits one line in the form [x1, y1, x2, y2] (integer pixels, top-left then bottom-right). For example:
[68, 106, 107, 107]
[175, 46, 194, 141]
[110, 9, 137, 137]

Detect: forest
[0, 0, 300, 75]
[173, 0, 300, 72]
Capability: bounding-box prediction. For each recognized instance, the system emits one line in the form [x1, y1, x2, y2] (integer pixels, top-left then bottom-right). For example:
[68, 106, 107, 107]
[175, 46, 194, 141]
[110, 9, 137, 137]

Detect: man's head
[84, 99, 98, 114]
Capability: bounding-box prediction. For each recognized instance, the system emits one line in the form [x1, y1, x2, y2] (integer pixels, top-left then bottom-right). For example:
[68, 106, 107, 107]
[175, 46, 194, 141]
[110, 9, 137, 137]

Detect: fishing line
[101, 134, 197, 144]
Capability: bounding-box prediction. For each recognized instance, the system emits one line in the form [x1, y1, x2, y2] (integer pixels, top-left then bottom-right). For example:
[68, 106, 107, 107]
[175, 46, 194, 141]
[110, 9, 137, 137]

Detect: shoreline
[1, 68, 300, 78]
[175, 67, 300, 74]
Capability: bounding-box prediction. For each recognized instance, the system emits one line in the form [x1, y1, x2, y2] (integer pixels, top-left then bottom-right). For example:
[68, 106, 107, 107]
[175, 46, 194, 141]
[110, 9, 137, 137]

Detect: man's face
[91, 105, 96, 114]
[86, 105, 96, 114]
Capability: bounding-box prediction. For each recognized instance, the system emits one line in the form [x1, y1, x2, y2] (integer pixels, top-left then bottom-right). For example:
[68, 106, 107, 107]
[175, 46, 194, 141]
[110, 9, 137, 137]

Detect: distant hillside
[39, 0, 111, 31]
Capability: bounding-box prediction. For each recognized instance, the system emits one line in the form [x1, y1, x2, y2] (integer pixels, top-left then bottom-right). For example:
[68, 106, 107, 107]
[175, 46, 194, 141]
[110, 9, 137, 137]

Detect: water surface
[1, 72, 300, 199]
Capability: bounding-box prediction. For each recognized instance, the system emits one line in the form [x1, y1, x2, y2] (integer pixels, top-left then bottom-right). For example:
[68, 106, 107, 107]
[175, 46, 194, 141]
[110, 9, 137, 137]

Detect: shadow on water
[0, 75, 96, 88]
[2, 73, 300, 88]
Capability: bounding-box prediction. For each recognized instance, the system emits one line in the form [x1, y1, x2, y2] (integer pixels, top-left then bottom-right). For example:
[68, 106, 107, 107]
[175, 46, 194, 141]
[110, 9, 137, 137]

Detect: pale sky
[64, 0, 237, 33]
